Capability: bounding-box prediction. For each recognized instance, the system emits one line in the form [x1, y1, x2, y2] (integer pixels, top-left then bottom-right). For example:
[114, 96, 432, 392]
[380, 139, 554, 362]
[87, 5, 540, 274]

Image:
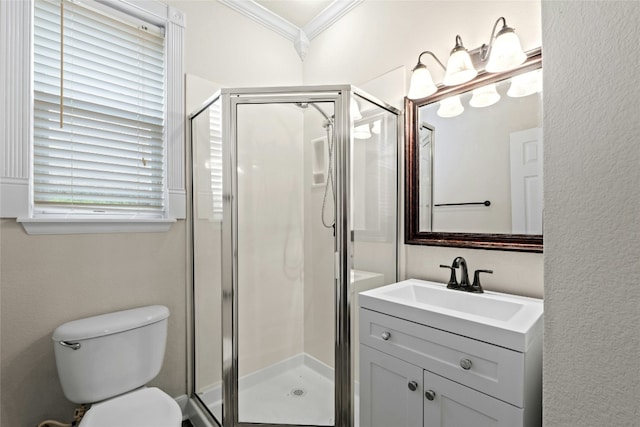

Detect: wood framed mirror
[405, 48, 543, 252]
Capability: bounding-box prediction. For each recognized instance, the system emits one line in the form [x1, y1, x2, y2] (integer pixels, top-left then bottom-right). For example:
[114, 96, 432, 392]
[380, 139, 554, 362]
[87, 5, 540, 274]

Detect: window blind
[33, 0, 166, 216]
[209, 100, 223, 220]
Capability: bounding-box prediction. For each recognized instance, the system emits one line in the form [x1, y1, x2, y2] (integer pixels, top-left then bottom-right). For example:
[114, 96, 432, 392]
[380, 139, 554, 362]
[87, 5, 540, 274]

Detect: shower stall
[189, 86, 400, 427]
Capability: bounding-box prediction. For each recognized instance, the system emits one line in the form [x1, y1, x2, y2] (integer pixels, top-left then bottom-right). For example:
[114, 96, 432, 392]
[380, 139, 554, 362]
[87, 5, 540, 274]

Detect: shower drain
[289, 387, 306, 398]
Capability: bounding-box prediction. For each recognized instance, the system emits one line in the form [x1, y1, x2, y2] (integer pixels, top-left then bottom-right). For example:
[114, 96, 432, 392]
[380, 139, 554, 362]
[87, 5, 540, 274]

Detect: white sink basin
[359, 279, 543, 351]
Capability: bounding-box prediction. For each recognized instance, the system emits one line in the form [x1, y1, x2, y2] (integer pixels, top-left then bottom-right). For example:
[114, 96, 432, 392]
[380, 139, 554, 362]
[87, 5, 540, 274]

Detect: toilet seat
[80, 387, 182, 427]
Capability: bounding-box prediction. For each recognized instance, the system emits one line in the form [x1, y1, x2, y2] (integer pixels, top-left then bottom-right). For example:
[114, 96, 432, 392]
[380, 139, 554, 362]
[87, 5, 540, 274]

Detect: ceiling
[254, 0, 333, 28]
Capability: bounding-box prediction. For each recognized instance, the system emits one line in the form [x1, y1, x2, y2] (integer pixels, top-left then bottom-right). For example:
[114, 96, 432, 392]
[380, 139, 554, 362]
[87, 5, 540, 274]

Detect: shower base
[198, 352, 359, 426]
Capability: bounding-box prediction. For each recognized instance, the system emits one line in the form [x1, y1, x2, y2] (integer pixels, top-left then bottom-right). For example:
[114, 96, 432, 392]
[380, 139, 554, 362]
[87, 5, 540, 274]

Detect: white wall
[305, 0, 544, 297]
[164, 0, 303, 88]
[542, 2, 640, 425]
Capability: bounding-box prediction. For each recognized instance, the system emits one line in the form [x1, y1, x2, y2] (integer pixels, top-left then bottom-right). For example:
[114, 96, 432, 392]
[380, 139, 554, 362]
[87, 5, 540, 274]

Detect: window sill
[17, 217, 177, 235]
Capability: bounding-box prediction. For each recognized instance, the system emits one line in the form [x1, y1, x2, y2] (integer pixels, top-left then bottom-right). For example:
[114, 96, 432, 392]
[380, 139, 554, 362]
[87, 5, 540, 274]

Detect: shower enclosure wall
[189, 86, 400, 427]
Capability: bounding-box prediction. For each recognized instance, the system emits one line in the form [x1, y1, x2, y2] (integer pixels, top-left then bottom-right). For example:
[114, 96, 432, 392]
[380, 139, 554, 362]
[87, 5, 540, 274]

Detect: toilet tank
[52, 305, 170, 404]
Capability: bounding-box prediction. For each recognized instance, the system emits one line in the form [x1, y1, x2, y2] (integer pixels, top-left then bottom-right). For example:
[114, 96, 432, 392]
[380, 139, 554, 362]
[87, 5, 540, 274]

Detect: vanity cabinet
[359, 307, 542, 427]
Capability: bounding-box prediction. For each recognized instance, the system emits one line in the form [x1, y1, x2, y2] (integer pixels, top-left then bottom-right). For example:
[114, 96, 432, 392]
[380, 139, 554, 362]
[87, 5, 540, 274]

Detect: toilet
[52, 305, 182, 427]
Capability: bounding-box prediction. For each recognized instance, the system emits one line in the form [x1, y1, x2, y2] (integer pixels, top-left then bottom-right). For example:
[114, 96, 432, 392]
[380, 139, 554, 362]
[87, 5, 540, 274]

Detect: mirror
[405, 49, 543, 252]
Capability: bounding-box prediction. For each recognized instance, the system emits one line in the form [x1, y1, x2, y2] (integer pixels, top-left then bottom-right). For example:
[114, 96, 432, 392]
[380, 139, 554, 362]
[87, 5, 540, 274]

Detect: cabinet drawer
[360, 308, 525, 407]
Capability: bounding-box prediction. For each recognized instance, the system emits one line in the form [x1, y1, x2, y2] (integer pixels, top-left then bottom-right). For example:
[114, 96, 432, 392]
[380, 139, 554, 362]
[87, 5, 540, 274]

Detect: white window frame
[0, 0, 185, 234]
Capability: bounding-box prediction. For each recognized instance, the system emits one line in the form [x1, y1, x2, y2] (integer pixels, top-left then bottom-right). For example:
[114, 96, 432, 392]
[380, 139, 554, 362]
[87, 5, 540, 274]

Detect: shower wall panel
[303, 107, 336, 369]
[237, 104, 306, 377]
[192, 102, 223, 395]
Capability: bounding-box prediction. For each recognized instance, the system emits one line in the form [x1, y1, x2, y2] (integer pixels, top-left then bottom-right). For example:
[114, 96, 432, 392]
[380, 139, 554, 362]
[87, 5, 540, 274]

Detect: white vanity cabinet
[360, 345, 523, 427]
[358, 280, 543, 427]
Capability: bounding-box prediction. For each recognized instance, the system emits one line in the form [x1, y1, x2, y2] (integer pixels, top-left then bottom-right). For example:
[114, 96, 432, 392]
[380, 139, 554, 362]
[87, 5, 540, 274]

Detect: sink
[359, 279, 543, 351]
[381, 283, 524, 322]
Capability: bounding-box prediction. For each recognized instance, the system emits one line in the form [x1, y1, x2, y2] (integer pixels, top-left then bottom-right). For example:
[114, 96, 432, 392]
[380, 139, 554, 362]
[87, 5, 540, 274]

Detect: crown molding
[218, 0, 363, 60]
[218, 0, 299, 41]
[304, 0, 363, 40]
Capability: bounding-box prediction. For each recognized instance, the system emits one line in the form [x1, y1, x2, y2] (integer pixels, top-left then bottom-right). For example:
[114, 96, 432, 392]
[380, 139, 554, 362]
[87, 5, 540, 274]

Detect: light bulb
[407, 63, 437, 99]
[470, 83, 500, 108]
[353, 124, 371, 139]
[507, 69, 542, 98]
[437, 95, 464, 118]
[486, 27, 526, 73]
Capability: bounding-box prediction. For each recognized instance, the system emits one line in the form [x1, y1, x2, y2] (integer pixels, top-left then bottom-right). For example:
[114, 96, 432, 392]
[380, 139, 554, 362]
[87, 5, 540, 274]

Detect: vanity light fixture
[407, 51, 443, 99]
[469, 83, 500, 108]
[443, 36, 478, 86]
[481, 17, 527, 73]
[371, 120, 381, 135]
[407, 17, 527, 99]
[353, 124, 371, 139]
[507, 69, 542, 98]
[437, 95, 464, 118]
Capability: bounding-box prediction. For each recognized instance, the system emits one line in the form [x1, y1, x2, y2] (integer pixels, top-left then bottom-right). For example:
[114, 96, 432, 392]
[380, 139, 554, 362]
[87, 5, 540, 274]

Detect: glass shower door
[234, 99, 337, 426]
[191, 95, 224, 426]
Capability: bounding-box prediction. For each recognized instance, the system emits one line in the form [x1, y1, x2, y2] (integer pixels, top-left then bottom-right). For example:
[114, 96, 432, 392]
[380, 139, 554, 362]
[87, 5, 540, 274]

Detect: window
[0, 0, 185, 233]
[34, 0, 166, 217]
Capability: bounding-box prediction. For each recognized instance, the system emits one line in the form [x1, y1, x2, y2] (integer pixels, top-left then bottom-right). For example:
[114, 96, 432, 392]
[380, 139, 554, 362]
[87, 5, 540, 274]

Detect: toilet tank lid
[52, 305, 169, 341]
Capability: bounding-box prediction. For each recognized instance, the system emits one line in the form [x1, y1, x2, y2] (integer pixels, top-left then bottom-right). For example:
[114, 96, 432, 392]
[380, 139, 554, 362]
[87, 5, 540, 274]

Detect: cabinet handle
[459, 358, 473, 370]
[425, 390, 436, 401]
[381, 331, 391, 340]
[408, 381, 418, 391]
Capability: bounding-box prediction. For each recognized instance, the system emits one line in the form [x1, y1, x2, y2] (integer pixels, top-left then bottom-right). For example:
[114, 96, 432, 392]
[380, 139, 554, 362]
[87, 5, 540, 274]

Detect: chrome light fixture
[407, 17, 527, 99]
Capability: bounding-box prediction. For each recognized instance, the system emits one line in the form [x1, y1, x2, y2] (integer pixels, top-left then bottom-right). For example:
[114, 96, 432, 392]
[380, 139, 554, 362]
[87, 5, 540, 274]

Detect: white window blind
[33, 0, 166, 217]
[209, 100, 223, 220]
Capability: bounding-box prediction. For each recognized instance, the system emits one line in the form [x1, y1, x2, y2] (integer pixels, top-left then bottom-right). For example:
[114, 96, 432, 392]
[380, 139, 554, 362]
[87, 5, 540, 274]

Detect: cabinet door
[360, 345, 423, 427]
[423, 370, 523, 427]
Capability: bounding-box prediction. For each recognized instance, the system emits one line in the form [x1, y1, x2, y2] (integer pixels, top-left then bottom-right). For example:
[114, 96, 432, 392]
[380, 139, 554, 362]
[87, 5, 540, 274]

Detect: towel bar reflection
[434, 200, 491, 207]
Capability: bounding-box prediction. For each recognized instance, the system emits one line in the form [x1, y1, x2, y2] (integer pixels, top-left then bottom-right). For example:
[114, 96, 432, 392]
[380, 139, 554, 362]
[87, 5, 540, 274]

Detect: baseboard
[174, 394, 190, 420]
[186, 396, 218, 427]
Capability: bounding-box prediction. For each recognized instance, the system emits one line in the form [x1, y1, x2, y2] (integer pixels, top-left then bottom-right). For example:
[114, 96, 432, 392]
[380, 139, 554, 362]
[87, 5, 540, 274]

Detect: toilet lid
[80, 387, 182, 427]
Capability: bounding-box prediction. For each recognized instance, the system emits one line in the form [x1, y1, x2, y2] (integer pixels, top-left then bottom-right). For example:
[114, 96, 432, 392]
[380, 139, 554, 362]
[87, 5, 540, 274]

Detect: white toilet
[52, 305, 182, 427]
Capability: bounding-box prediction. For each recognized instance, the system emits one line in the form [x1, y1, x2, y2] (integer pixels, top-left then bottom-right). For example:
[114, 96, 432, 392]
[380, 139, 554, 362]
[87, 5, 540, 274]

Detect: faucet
[452, 257, 470, 290]
[441, 257, 493, 293]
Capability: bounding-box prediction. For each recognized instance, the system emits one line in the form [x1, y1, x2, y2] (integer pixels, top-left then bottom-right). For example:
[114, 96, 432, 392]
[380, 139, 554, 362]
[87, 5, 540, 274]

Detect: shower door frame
[222, 86, 352, 427]
[189, 84, 401, 427]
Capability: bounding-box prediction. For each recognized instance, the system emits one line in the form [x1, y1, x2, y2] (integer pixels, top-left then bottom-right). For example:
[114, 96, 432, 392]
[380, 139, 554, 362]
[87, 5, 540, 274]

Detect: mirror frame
[404, 48, 543, 252]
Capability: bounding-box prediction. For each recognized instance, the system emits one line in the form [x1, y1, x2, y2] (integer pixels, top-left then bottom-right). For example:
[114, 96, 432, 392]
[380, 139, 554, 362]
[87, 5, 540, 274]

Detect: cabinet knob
[425, 390, 436, 401]
[459, 358, 473, 370]
[408, 381, 418, 391]
[381, 331, 391, 341]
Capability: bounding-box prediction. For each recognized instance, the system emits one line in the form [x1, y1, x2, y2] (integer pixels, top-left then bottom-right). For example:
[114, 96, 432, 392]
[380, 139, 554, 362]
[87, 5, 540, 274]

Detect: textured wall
[542, 2, 640, 425]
